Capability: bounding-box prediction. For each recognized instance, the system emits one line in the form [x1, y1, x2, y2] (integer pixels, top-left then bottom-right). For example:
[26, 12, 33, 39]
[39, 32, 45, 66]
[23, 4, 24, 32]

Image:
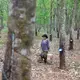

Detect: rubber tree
[76, 14, 80, 40]
[69, 0, 78, 50]
[76, 18, 80, 40]
[49, 0, 53, 41]
[55, 0, 61, 38]
[59, 0, 66, 69]
[69, 31, 73, 50]
[76, 1, 80, 40]
[35, 24, 38, 36]
[3, 0, 36, 80]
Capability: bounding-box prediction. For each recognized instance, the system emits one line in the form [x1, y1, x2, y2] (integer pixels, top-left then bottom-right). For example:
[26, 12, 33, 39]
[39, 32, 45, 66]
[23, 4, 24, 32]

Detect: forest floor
[0, 30, 80, 80]
[30, 32, 80, 80]
[0, 30, 7, 80]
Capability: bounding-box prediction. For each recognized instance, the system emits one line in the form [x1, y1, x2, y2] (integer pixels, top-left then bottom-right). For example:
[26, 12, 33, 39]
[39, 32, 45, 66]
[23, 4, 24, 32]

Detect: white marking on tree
[21, 49, 27, 56]
[20, 14, 24, 19]
[31, 16, 35, 23]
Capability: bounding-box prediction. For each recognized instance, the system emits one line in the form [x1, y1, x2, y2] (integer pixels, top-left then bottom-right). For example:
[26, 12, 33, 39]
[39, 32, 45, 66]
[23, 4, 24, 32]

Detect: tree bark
[59, 34, 65, 69]
[59, 0, 66, 69]
[77, 29, 79, 39]
[35, 24, 38, 36]
[3, 0, 36, 80]
[69, 32, 73, 50]
[68, 0, 78, 50]
[49, 0, 53, 41]
[56, 0, 61, 38]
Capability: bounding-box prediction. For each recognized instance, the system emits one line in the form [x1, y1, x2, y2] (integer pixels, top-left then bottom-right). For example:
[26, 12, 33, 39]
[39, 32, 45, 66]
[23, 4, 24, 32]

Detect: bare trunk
[35, 24, 38, 36]
[3, 0, 36, 80]
[69, 32, 73, 50]
[49, 0, 53, 41]
[77, 29, 79, 39]
[59, 34, 65, 69]
[57, 29, 59, 38]
[3, 29, 12, 80]
[59, 0, 66, 69]
[68, 0, 78, 50]
[56, 0, 61, 38]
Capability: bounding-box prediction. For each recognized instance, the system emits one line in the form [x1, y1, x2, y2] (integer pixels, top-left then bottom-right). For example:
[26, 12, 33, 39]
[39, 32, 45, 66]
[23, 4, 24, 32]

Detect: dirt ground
[0, 72, 2, 80]
[0, 31, 7, 80]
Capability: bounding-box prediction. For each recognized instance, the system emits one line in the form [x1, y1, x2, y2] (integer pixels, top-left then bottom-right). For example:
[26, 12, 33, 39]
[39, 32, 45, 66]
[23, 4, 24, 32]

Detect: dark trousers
[40, 51, 48, 63]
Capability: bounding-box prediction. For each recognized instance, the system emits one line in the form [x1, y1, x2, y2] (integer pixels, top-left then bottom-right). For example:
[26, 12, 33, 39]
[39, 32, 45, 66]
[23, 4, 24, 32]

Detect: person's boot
[44, 60, 47, 64]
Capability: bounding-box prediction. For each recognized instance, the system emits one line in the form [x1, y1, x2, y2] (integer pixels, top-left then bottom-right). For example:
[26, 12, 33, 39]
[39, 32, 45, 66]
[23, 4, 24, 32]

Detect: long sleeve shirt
[41, 39, 49, 51]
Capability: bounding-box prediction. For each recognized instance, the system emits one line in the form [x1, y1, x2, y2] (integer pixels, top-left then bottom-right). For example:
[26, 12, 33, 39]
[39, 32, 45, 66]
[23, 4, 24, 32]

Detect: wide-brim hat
[42, 34, 48, 38]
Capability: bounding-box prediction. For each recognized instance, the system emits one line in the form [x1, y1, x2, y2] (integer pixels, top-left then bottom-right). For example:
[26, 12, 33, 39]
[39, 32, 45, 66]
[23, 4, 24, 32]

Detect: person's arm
[41, 41, 42, 47]
[40, 40, 42, 50]
[47, 40, 50, 50]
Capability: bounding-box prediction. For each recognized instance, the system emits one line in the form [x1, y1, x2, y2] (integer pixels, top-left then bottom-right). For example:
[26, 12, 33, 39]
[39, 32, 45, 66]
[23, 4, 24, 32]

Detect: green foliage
[1, 27, 8, 33]
[36, 0, 50, 24]
[36, 0, 74, 25]
[0, 0, 9, 27]
[0, 0, 80, 31]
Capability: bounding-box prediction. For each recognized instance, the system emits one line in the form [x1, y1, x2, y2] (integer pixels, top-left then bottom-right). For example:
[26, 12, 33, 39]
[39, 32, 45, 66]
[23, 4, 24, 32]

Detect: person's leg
[44, 56, 47, 63]
[38, 52, 44, 63]
[41, 55, 43, 60]
[43, 52, 48, 63]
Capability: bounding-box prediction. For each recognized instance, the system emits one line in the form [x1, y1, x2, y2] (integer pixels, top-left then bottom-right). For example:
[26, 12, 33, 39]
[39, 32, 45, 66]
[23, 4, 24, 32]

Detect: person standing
[40, 34, 50, 63]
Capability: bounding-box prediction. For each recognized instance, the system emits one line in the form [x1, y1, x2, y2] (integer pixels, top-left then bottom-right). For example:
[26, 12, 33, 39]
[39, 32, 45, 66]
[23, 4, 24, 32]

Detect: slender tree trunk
[35, 24, 38, 36]
[57, 29, 59, 38]
[69, 32, 73, 50]
[49, 0, 53, 41]
[77, 29, 79, 39]
[75, 1, 80, 39]
[35, 28, 37, 36]
[56, 0, 61, 38]
[59, 34, 65, 69]
[3, 28, 12, 80]
[74, 0, 78, 31]
[54, 8, 57, 32]
[65, 7, 69, 35]
[69, 0, 78, 50]
[59, 0, 66, 69]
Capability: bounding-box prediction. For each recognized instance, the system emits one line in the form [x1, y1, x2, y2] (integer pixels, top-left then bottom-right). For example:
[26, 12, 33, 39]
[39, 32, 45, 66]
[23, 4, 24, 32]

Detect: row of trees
[36, 0, 80, 69]
[36, 0, 80, 40]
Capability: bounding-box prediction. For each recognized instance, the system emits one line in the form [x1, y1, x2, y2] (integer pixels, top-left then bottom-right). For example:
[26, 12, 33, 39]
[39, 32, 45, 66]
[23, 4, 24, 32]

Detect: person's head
[42, 34, 48, 40]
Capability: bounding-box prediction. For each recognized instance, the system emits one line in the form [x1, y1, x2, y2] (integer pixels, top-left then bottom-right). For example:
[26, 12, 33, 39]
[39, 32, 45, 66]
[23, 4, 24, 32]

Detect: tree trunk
[3, 29, 12, 80]
[35, 28, 37, 36]
[59, 34, 65, 69]
[3, 0, 36, 80]
[57, 29, 59, 38]
[59, 0, 66, 69]
[56, 0, 61, 38]
[49, 0, 53, 41]
[69, 32, 73, 50]
[49, 34, 52, 41]
[35, 24, 38, 36]
[68, 0, 78, 50]
[77, 29, 79, 39]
